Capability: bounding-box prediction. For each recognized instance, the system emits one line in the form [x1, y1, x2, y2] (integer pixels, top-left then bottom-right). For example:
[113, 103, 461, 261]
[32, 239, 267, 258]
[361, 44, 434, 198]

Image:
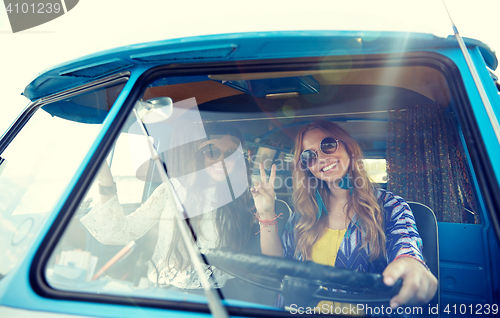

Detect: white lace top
[80, 179, 230, 289]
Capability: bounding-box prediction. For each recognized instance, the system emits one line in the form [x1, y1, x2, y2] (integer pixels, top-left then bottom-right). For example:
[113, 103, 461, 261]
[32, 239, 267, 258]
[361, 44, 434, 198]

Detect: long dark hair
[166, 122, 255, 269]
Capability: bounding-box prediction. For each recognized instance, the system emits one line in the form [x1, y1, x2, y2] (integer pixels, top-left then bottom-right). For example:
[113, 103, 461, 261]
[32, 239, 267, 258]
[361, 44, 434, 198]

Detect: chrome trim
[33, 71, 130, 106]
[266, 92, 299, 99]
[206, 109, 403, 123]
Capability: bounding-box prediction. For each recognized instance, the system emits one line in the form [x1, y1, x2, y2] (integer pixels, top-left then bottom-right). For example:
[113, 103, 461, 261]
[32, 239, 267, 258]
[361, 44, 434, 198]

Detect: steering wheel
[201, 248, 402, 307]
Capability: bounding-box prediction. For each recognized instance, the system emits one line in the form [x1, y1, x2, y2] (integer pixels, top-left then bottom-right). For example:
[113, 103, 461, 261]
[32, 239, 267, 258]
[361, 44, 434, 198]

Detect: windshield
[0, 82, 125, 277]
[43, 53, 486, 316]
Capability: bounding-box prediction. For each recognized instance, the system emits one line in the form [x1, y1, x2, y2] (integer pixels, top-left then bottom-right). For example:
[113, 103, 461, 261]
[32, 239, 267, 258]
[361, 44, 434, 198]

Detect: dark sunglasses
[300, 137, 340, 167]
[201, 144, 241, 161]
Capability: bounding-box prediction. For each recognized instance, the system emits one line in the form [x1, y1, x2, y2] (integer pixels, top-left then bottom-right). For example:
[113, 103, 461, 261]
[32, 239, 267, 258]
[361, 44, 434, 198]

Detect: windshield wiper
[132, 107, 229, 318]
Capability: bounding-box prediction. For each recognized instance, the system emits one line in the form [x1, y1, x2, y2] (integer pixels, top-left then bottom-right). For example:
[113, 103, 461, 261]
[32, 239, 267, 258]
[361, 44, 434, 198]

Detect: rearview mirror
[135, 97, 173, 123]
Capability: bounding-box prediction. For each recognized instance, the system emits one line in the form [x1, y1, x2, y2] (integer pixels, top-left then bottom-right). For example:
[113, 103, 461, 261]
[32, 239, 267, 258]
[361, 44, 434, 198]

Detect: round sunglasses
[300, 137, 340, 167]
[201, 144, 241, 161]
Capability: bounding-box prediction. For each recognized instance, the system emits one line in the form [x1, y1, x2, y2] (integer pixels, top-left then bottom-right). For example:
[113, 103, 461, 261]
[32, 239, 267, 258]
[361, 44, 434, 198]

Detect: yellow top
[311, 228, 347, 266]
[310, 228, 364, 316]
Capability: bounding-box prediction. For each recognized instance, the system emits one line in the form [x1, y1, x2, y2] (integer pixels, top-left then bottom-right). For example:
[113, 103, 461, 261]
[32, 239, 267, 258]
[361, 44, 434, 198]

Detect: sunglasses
[300, 137, 340, 167]
[201, 144, 241, 161]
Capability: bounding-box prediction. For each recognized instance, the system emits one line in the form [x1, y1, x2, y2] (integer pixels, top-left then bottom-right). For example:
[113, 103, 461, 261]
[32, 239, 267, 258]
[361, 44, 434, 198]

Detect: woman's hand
[251, 163, 277, 218]
[382, 256, 438, 308]
[253, 163, 283, 257]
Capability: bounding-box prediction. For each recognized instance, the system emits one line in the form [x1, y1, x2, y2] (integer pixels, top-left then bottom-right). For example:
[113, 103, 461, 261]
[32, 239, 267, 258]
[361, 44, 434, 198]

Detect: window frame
[0, 72, 130, 155]
[28, 52, 500, 316]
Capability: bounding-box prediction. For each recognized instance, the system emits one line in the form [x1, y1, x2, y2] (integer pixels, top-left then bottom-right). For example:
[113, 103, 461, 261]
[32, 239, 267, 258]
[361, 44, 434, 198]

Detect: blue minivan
[0, 27, 499, 317]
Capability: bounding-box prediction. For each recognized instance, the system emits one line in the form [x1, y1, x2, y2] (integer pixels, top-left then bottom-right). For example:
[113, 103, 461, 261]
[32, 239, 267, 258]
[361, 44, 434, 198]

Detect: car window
[44, 59, 483, 314]
[0, 82, 126, 278]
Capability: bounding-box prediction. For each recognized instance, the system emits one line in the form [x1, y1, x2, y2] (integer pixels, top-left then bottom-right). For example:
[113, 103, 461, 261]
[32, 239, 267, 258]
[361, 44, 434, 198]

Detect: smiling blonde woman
[252, 120, 437, 309]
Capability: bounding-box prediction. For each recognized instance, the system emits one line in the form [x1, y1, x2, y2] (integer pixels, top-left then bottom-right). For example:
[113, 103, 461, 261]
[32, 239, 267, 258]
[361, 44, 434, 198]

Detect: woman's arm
[380, 191, 437, 308]
[383, 256, 437, 308]
[80, 163, 174, 245]
[252, 163, 283, 257]
[95, 161, 117, 204]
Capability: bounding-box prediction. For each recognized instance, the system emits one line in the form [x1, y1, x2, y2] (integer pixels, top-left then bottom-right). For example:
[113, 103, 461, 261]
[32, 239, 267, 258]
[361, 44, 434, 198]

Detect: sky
[0, 0, 498, 134]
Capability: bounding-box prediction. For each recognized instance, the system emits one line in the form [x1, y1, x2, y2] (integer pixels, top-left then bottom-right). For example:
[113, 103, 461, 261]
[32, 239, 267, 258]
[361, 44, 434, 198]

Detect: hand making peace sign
[251, 163, 277, 219]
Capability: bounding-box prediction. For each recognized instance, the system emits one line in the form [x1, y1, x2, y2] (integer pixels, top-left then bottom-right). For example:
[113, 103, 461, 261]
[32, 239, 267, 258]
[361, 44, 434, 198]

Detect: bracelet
[99, 182, 117, 196]
[255, 213, 282, 234]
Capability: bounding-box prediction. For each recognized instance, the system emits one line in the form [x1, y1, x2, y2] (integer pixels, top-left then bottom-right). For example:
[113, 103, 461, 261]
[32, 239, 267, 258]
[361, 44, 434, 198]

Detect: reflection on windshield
[129, 98, 249, 218]
[50, 99, 258, 292]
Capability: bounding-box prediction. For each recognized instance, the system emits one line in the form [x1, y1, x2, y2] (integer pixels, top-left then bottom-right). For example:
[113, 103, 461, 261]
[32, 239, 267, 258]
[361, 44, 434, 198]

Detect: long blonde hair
[292, 120, 385, 260]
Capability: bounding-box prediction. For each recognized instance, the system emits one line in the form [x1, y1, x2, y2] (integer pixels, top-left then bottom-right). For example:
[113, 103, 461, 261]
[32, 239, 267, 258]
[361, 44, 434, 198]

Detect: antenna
[441, 0, 500, 147]
[441, 0, 457, 33]
[133, 109, 230, 318]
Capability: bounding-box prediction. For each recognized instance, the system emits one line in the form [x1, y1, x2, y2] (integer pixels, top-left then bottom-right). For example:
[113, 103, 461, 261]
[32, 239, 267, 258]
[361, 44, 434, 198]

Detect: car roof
[23, 30, 497, 101]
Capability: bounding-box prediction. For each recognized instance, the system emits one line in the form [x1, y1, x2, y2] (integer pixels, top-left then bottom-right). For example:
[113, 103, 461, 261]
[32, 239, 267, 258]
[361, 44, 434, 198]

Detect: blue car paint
[1, 30, 499, 316]
[429, 46, 500, 305]
[440, 46, 500, 210]
[22, 31, 497, 101]
[455, 127, 498, 302]
[459, 47, 500, 164]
